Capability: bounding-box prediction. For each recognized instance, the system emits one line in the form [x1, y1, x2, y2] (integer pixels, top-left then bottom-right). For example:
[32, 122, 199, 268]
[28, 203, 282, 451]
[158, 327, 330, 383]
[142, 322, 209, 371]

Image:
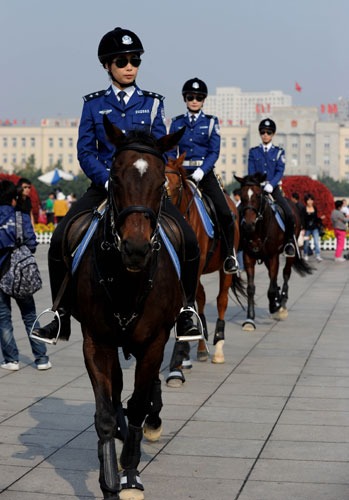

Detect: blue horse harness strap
[71, 202, 181, 279]
[188, 181, 215, 239]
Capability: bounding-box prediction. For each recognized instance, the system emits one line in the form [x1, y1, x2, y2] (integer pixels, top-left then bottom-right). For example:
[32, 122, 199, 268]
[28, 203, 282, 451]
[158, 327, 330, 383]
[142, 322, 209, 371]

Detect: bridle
[108, 143, 166, 252]
[240, 183, 266, 224]
[165, 168, 196, 218]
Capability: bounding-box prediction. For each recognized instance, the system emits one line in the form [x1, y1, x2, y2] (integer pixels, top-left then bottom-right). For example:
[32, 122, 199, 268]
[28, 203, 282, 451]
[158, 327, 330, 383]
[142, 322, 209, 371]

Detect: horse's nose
[121, 239, 152, 269]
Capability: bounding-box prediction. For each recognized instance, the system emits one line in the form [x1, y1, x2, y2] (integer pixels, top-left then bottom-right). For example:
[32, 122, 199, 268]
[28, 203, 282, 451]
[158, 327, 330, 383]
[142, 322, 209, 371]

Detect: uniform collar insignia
[99, 109, 112, 115]
[105, 90, 111, 95]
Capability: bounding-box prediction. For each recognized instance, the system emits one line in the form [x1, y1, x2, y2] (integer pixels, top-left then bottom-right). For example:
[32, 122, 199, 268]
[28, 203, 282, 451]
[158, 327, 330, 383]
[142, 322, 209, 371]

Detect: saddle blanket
[71, 208, 180, 279]
[267, 198, 285, 232]
[188, 183, 215, 239]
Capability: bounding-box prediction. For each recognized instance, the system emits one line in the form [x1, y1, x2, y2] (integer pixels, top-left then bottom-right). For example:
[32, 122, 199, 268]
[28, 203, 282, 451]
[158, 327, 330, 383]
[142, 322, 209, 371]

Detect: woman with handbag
[0, 180, 51, 371]
[301, 193, 325, 262]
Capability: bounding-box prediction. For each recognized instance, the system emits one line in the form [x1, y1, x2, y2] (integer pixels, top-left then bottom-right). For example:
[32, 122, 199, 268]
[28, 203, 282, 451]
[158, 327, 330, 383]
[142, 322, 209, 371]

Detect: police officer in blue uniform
[32, 28, 201, 343]
[169, 78, 239, 274]
[248, 118, 296, 257]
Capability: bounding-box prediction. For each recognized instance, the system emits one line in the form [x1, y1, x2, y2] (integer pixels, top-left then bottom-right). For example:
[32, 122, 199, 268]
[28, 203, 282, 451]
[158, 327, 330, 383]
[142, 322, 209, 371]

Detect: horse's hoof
[242, 320, 256, 331]
[166, 370, 185, 388]
[181, 358, 192, 372]
[270, 309, 282, 320]
[197, 350, 209, 362]
[278, 307, 288, 320]
[119, 489, 144, 500]
[211, 354, 225, 364]
[143, 423, 162, 442]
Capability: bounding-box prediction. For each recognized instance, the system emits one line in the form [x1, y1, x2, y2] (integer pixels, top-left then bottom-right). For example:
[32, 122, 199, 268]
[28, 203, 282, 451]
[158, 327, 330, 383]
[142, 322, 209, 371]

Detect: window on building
[221, 171, 226, 183]
[3, 155, 7, 164]
[12, 154, 17, 164]
[68, 137, 73, 148]
[21, 154, 26, 165]
[12, 137, 17, 147]
[49, 138, 53, 147]
[31, 137, 35, 147]
[242, 154, 247, 164]
[3, 137, 7, 147]
[345, 139, 349, 149]
[324, 154, 330, 165]
[68, 154, 73, 164]
[58, 138, 63, 148]
[305, 154, 312, 165]
[292, 142, 298, 149]
[221, 154, 226, 165]
[306, 142, 312, 149]
[231, 138, 237, 148]
[48, 154, 53, 166]
[231, 155, 237, 165]
[58, 154, 63, 162]
[242, 138, 247, 148]
[221, 138, 226, 148]
[21, 137, 26, 148]
[324, 136, 330, 149]
[345, 172, 349, 181]
[345, 155, 349, 165]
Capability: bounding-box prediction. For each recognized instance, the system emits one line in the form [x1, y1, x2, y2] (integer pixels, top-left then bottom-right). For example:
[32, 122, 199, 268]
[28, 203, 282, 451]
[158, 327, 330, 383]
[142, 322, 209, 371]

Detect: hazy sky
[1, 0, 348, 124]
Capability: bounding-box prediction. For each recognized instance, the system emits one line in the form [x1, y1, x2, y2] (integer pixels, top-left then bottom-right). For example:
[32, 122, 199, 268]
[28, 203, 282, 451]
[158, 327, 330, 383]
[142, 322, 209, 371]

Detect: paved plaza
[0, 245, 349, 499]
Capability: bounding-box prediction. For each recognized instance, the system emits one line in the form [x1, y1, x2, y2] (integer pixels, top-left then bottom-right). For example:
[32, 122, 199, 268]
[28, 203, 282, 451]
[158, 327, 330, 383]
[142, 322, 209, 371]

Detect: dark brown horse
[235, 172, 312, 331]
[69, 118, 185, 499]
[165, 156, 245, 386]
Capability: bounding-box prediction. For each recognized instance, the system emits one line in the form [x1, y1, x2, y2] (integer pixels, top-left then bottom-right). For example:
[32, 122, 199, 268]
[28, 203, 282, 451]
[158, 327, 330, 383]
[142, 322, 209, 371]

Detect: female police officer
[248, 118, 296, 257]
[32, 27, 201, 343]
[169, 78, 239, 274]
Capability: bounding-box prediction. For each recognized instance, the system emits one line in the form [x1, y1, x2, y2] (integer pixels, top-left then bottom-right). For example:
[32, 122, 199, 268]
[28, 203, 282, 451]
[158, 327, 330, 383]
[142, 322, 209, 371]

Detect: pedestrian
[169, 77, 238, 274]
[16, 178, 35, 228]
[53, 192, 69, 223]
[45, 193, 55, 225]
[331, 200, 349, 262]
[0, 180, 51, 371]
[301, 193, 324, 262]
[32, 27, 201, 344]
[248, 118, 296, 257]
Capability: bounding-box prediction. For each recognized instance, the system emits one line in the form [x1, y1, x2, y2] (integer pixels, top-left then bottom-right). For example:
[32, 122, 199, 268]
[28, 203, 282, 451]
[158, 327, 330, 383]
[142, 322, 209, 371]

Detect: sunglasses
[186, 94, 205, 102]
[260, 129, 273, 135]
[113, 55, 142, 68]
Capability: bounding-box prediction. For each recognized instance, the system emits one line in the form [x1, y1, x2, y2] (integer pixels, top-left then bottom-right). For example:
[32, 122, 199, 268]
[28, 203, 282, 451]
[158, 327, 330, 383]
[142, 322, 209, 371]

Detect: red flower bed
[282, 176, 334, 228]
[0, 173, 41, 223]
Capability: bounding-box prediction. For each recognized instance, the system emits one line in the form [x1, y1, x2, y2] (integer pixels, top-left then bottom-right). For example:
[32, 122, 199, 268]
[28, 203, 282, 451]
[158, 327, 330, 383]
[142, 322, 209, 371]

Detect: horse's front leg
[120, 333, 167, 500]
[212, 270, 231, 363]
[242, 254, 256, 331]
[267, 255, 281, 318]
[83, 333, 121, 500]
[278, 256, 293, 319]
[143, 377, 163, 442]
[196, 279, 209, 361]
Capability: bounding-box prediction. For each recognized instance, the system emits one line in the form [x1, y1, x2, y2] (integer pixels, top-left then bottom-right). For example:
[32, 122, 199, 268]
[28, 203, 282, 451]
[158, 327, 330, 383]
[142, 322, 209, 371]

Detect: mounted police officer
[248, 118, 296, 257]
[169, 78, 239, 274]
[32, 28, 201, 343]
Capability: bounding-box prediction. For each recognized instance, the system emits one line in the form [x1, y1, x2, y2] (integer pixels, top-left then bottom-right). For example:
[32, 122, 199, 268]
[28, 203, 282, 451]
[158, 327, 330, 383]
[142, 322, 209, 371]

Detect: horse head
[234, 173, 267, 234]
[165, 154, 188, 207]
[104, 115, 185, 271]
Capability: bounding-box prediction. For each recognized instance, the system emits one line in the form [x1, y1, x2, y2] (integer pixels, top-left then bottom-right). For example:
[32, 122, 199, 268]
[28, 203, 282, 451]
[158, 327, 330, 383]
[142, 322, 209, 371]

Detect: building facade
[204, 86, 292, 126]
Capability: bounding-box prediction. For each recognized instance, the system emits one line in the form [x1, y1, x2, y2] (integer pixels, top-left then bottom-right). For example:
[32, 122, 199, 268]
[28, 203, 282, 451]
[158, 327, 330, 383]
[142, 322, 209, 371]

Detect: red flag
[22, 119, 26, 125]
[261, 104, 265, 113]
[333, 104, 338, 114]
[256, 104, 260, 113]
[228, 119, 232, 126]
[267, 103, 270, 112]
[13, 119, 17, 125]
[295, 82, 302, 92]
[321, 104, 325, 113]
[239, 120, 243, 126]
[5, 119, 10, 125]
[219, 119, 223, 124]
[328, 104, 333, 114]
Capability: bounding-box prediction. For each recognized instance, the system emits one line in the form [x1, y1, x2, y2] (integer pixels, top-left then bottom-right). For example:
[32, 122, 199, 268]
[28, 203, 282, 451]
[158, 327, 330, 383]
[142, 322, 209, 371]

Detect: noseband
[241, 184, 265, 223]
[108, 144, 165, 251]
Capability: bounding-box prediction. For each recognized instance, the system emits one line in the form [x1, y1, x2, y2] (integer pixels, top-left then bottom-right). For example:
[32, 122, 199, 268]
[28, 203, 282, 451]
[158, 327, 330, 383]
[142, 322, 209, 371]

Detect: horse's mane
[124, 129, 159, 150]
[240, 172, 266, 187]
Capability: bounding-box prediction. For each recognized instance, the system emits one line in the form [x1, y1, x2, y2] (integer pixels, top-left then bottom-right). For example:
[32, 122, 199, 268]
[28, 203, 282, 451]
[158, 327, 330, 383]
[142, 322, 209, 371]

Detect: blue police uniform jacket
[168, 112, 220, 174]
[0, 206, 37, 268]
[77, 85, 166, 186]
[248, 144, 286, 188]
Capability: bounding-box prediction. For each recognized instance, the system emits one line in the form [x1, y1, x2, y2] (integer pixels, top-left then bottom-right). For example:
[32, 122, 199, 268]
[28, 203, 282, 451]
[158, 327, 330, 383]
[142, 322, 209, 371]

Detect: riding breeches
[272, 186, 295, 237]
[195, 170, 234, 227]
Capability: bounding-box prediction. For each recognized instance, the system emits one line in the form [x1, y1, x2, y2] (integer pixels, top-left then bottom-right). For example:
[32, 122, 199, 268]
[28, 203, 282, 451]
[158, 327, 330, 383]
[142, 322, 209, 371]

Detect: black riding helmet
[98, 27, 144, 64]
[259, 118, 276, 134]
[182, 78, 208, 97]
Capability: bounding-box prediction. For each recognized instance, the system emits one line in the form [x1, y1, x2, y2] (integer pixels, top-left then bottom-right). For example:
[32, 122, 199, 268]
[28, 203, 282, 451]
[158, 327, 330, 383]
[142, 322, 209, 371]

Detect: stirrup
[223, 255, 240, 275]
[29, 309, 61, 345]
[283, 242, 296, 258]
[175, 306, 205, 342]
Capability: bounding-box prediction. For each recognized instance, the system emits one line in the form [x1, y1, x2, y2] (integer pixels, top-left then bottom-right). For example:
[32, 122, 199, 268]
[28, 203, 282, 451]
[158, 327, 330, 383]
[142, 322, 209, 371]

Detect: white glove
[264, 183, 273, 194]
[191, 168, 204, 183]
[104, 180, 109, 191]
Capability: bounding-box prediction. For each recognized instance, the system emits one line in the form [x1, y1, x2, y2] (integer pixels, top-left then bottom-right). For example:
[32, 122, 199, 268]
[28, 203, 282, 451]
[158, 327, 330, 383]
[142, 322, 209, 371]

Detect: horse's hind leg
[143, 378, 163, 442]
[83, 334, 121, 499]
[197, 280, 209, 362]
[242, 255, 257, 331]
[166, 340, 189, 388]
[267, 255, 282, 319]
[279, 257, 293, 320]
[212, 271, 231, 364]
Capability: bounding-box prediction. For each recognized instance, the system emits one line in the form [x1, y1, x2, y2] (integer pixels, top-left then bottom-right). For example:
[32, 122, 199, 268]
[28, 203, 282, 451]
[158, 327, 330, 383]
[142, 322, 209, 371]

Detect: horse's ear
[156, 127, 186, 153]
[178, 152, 186, 164]
[234, 175, 244, 184]
[103, 115, 125, 147]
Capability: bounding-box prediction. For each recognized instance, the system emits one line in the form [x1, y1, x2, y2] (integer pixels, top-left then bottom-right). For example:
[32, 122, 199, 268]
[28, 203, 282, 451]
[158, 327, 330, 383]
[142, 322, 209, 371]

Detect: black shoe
[283, 242, 296, 258]
[223, 255, 239, 274]
[31, 309, 71, 344]
[176, 310, 201, 341]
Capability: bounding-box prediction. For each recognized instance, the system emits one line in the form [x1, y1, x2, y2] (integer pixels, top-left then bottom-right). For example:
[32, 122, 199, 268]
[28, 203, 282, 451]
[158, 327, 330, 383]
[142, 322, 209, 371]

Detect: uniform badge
[282, 155, 286, 163]
[193, 82, 199, 89]
[265, 120, 270, 126]
[122, 35, 133, 45]
[105, 90, 111, 95]
[215, 124, 220, 136]
[99, 109, 112, 115]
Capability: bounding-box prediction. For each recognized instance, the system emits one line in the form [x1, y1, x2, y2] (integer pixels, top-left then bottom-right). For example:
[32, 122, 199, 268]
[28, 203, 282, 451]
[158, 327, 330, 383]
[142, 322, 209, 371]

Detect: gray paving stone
[271, 423, 349, 443]
[262, 439, 349, 461]
[238, 481, 349, 500]
[0, 464, 31, 490]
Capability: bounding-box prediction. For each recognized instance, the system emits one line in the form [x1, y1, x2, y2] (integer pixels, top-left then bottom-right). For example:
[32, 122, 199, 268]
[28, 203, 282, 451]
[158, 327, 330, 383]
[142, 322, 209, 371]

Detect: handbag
[0, 212, 42, 299]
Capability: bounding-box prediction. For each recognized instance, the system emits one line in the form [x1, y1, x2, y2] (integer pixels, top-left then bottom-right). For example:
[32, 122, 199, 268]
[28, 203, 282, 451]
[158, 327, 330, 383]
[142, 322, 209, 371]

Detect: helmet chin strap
[108, 71, 136, 88]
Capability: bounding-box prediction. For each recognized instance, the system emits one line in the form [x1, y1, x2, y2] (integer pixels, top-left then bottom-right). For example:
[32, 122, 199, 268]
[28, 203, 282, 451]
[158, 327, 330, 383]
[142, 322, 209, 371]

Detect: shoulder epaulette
[142, 90, 164, 101]
[172, 114, 185, 121]
[204, 114, 214, 119]
[83, 90, 106, 102]
[277, 146, 284, 151]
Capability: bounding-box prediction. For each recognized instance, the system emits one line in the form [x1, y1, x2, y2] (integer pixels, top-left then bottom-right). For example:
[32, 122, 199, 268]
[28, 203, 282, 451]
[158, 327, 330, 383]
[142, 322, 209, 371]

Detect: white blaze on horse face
[247, 188, 253, 200]
[133, 158, 149, 177]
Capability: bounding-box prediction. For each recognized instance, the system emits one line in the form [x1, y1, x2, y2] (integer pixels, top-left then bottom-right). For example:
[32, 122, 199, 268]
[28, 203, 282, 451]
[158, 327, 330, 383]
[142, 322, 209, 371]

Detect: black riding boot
[222, 221, 239, 274]
[284, 222, 296, 257]
[176, 253, 201, 339]
[31, 256, 71, 343]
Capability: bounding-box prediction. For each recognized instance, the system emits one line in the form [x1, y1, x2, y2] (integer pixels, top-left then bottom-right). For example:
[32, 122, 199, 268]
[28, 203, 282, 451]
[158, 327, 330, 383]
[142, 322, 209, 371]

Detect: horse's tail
[292, 253, 314, 276]
[230, 273, 247, 307]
